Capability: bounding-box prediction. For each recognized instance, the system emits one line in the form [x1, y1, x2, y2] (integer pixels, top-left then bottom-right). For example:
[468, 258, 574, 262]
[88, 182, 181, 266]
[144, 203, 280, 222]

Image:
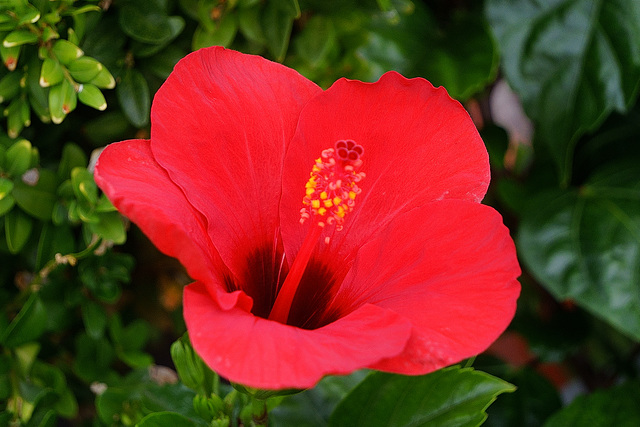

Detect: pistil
[267, 140, 365, 324]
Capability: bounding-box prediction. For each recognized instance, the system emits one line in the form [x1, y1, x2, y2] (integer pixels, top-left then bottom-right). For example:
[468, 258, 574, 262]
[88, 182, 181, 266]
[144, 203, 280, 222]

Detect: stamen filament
[268, 224, 324, 323]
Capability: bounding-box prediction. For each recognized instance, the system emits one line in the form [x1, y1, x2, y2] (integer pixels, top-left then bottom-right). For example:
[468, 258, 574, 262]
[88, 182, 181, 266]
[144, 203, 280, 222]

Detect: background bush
[1, 0, 639, 425]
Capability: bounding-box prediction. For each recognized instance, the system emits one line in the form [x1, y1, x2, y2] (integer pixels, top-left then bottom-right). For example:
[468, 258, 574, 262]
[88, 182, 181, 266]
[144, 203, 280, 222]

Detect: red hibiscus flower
[94, 47, 520, 390]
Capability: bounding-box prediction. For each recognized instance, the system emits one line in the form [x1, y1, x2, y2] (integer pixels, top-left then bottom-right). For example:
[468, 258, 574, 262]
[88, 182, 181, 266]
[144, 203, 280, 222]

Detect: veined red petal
[94, 140, 251, 311]
[150, 46, 321, 282]
[184, 281, 413, 390]
[280, 71, 489, 264]
[325, 200, 520, 374]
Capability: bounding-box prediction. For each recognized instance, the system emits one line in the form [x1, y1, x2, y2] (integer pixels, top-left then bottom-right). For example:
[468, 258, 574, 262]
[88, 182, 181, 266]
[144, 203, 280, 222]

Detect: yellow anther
[336, 206, 345, 218]
[306, 188, 314, 196]
[320, 191, 328, 200]
[349, 191, 357, 200]
[333, 196, 342, 205]
[318, 207, 327, 216]
[311, 200, 320, 209]
[323, 199, 333, 208]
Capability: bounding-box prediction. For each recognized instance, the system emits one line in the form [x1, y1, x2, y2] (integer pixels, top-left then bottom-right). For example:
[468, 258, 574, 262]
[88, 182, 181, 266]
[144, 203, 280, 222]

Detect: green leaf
[51, 39, 83, 65]
[57, 143, 87, 181]
[294, 16, 336, 68]
[5, 139, 32, 177]
[3, 30, 38, 47]
[486, 0, 640, 184]
[329, 367, 515, 427]
[272, 371, 368, 427]
[0, 71, 23, 103]
[35, 223, 74, 270]
[4, 206, 33, 253]
[67, 56, 103, 82]
[0, 178, 13, 199]
[192, 14, 238, 50]
[12, 169, 57, 221]
[359, 3, 498, 100]
[137, 412, 196, 427]
[0, 44, 21, 70]
[82, 300, 108, 339]
[116, 69, 150, 128]
[48, 79, 77, 124]
[0, 195, 15, 216]
[88, 66, 115, 89]
[88, 211, 126, 244]
[518, 161, 640, 340]
[6, 96, 30, 138]
[544, 381, 640, 426]
[39, 58, 64, 87]
[119, 4, 184, 44]
[1, 293, 47, 348]
[262, 0, 300, 61]
[71, 167, 98, 205]
[78, 83, 107, 111]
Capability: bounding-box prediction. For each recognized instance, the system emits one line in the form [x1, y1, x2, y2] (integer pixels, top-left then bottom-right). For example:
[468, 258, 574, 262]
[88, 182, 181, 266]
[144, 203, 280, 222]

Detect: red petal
[184, 281, 412, 390]
[327, 200, 520, 374]
[280, 71, 489, 263]
[150, 47, 321, 280]
[94, 140, 250, 311]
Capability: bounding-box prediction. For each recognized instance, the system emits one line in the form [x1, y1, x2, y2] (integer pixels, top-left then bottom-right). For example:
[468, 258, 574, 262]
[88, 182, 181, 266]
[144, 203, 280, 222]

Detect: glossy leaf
[78, 83, 107, 111]
[116, 69, 150, 128]
[5, 139, 32, 177]
[486, 0, 640, 183]
[0, 71, 22, 102]
[3, 30, 38, 47]
[88, 67, 116, 90]
[48, 79, 77, 124]
[67, 56, 103, 83]
[544, 381, 640, 426]
[51, 39, 83, 64]
[39, 58, 64, 87]
[119, 3, 184, 45]
[518, 161, 640, 340]
[329, 367, 515, 427]
[57, 143, 87, 181]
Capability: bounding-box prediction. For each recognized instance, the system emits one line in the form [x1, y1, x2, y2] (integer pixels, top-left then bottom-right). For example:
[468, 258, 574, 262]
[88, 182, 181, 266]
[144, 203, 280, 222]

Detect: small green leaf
[0, 44, 21, 70]
[4, 207, 33, 253]
[6, 96, 30, 138]
[3, 30, 38, 47]
[71, 167, 98, 205]
[12, 168, 57, 221]
[5, 139, 32, 177]
[329, 367, 515, 427]
[116, 69, 150, 128]
[48, 79, 77, 124]
[0, 195, 15, 216]
[262, 0, 299, 61]
[39, 58, 64, 87]
[78, 84, 106, 111]
[88, 211, 126, 244]
[88, 67, 115, 89]
[119, 4, 182, 44]
[544, 381, 640, 426]
[0, 178, 13, 200]
[294, 16, 336, 67]
[67, 56, 103, 82]
[1, 293, 47, 347]
[51, 39, 83, 65]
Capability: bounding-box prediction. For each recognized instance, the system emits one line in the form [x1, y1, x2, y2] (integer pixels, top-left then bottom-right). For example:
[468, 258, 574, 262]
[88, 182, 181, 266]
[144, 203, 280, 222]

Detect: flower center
[268, 140, 365, 324]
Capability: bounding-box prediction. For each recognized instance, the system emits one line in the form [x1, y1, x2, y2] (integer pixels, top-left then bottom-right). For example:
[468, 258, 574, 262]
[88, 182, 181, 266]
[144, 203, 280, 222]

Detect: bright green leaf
[3, 30, 38, 47]
[137, 412, 196, 427]
[67, 56, 103, 82]
[0, 44, 21, 70]
[0, 178, 13, 199]
[518, 161, 640, 340]
[39, 58, 64, 87]
[78, 83, 106, 111]
[51, 39, 83, 64]
[88, 66, 116, 90]
[486, 0, 640, 184]
[88, 211, 126, 244]
[5, 139, 32, 177]
[329, 367, 515, 427]
[48, 79, 77, 124]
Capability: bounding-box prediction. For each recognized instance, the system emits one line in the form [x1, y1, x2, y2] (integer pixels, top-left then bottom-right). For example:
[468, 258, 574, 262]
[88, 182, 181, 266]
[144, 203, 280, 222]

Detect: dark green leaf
[192, 15, 238, 50]
[82, 300, 108, 339]
[0, 71, 22, 103]
[294, 16, 336, 67]
[12, 169, 57, 221]
[262, 0, 299, 61]
[35, 224, 75, 270]
[329, 367, 515, 427]
[88, 211, 126, 244]
[137, 412, 196, 427]
[272, 370, 368, 427]
[518, 161, 640, 340]
[57, 143, 88, 181]
[117, 69, 150, 128]
[544, 381, 640, 427]
[4, 208, 33, 253]
[1, 293, 47, 348]
[486, 0, 640, 184]
[48, 79, 77, 124]
[119, 4, 184, 45]
[5, 139, 32, 177]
